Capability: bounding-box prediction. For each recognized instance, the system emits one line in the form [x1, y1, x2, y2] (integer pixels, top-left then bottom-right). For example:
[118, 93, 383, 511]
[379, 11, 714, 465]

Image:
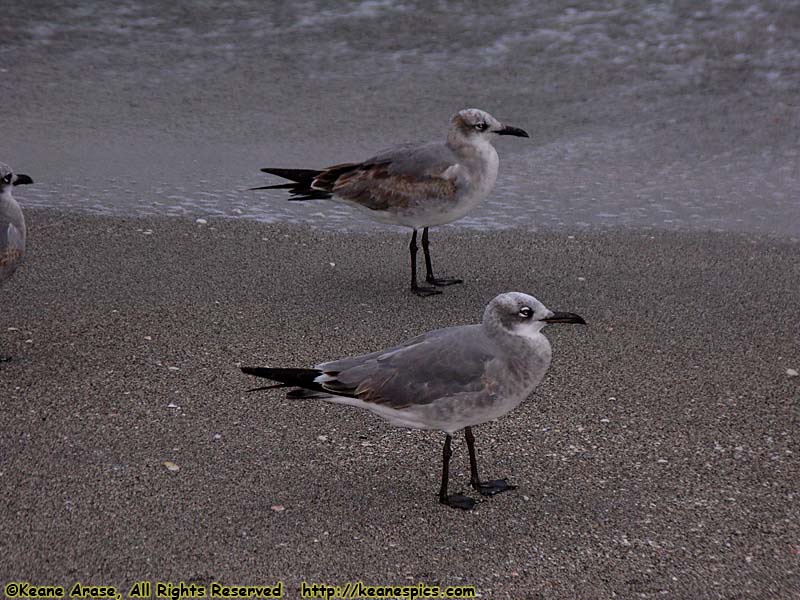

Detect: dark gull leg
[422, 227, 463, 287]
[465, 426, 516, 496]
[439, 434, 475, 510]
[409, 229, 441, 297]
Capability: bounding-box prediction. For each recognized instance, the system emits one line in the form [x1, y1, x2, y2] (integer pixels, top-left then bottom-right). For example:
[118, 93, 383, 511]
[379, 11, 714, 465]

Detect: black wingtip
[242, 367, 290, 392]
[241, 366, 273, 377]
[287, 192, 333, 201]
[251, 168, 332, 200]
[241, 366, 329, 396]
[249, 182, 299, 191]
[259, 167, 321, 183]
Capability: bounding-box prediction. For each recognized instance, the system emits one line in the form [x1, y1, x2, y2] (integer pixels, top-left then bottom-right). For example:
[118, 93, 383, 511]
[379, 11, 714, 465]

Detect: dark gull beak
[496, 125, 529, 138]
[13, 174, 34, 185]
[541, 311, 586, 325]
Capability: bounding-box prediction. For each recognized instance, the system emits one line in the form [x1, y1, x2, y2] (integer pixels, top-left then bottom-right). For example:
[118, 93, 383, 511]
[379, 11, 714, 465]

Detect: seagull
[0, 162, 33, 362]
[242, 292, 585, 510]
[252, 108, 529, 297]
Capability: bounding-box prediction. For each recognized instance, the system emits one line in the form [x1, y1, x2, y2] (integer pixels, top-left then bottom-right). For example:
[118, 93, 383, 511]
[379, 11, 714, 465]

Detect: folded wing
[317, 325, 496, 409]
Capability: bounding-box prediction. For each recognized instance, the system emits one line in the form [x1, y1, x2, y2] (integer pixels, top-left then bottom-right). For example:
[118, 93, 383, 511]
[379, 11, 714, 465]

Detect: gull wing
[257, 142, 467, 207]
[314, 142, 466, 211]
[316, 325, 498, 409]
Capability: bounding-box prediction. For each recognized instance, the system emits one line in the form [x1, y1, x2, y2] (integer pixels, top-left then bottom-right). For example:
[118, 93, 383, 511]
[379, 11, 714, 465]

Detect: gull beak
[541, 311, 586, 325]
[496, 125, 530, 138]
[13, 174, 33, 186]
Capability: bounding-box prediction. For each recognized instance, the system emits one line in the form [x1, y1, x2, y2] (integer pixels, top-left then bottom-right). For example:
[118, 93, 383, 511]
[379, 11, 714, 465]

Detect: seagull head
[450, 109, 529, 143]
[0, 163, 33, 194]
[485, 292, 585, 338]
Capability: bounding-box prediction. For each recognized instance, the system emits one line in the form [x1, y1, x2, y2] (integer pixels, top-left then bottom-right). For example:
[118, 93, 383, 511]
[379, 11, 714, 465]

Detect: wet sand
[0, 209, 798, 598]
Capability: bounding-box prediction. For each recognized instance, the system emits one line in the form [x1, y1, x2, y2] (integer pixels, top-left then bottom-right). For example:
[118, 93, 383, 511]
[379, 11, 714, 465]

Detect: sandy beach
[3, 2, 799, 597]
[0, 209, 797, 598]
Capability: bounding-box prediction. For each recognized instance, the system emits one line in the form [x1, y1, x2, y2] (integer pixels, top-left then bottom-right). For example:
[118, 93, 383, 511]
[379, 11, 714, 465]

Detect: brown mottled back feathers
[310, 162, 361, 191]
[328, 162, 457, 211]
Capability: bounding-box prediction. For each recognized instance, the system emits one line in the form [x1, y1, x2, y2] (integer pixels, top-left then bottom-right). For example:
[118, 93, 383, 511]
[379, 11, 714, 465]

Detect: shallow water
[2, 0, 798, 236]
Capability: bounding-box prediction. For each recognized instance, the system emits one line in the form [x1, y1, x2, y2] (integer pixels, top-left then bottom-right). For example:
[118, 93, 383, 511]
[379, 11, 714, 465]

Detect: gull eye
[519, 306, 533, 319]
[2, 174, 11, 184]
[474, 122, 488, 131]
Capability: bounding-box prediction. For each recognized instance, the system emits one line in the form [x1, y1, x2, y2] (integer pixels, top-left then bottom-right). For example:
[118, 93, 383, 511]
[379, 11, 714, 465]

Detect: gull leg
[409, 229, 441, 297]
[422, 227, 463, 287]
[465, 426, 516, 496]
[439, 434, 475, 510]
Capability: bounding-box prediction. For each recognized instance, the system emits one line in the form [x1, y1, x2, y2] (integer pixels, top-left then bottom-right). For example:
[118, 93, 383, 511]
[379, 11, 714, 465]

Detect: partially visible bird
[0, 162, 33, 362]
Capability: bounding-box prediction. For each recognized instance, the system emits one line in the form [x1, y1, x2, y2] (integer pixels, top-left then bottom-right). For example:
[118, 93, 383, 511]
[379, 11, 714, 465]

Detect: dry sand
[1, 209, 798, 598]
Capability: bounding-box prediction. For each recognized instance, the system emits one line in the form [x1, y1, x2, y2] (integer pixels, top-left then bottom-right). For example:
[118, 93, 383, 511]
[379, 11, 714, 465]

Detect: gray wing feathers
[368, 142, 459, 178]
[328, 143, 465, 211]
[317, 326, 497, 409]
